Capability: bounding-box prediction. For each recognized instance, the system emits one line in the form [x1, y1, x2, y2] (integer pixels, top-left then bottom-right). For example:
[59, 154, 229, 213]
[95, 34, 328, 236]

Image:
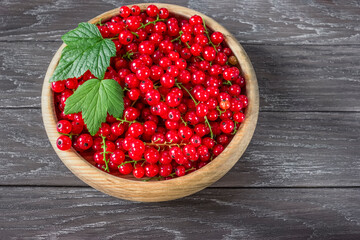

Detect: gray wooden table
[1, 0, 360, 239]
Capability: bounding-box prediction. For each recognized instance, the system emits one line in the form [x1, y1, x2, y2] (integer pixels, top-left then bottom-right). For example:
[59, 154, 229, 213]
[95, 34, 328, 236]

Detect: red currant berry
[136, 66, 151, 80]
[175, 165, 186, 177]
[159, 164, 172, 177]
[210, 32, 224, 45]
[56, 135, 72, 150]
[190, 43, 203, 57]
[213, 144, 224, 156]
[118, 30, 134, 45]
[202, 137, 216, 149]
[146, 4, 159, 17]
[145, 89, 161, 106]
[71, 121, 84, 134]
[165, 120, 179, 130]
[190, 135, 202, 147]
[191, 70, 205, 85]
[238, 95, 248, 108]
[234, 112, 245, 123]
[217, 134, 230, 145]
[158, 151, 171, 164]
[93, 151, 105, 164]
[220, 99, 231, 110]
[130, 5, 141, 16]
[97, 122, 111, 137]
[138, 41, 155, 55]
[124, 107, 140, 121]
[168, 109, 181, 122]
[133, 165, 145, 178]
[77, 134, 93, 150]
[119, 6, 131, 18]
[65, 78, 78, 89]
[207, 109, 219, 121]
[110, 149, 125, 165]
[189, 15, 203, 26]
[159, 8, 169, 19]
[144, 163, 159, 177]
[175, 58, 187, 70]
[57, 120, 72, 134]
[128, 122, 144, 138]
[166, 92, 182, 107]
[129, 139, 145, 159]
[220, 119, 235, 134]
[195, 103, 209, 118]
[143, 120, 157, 136]
[127, 88, 141, 101]
[229, 84, 241, 96]
[144, 147, 160, 164]
[126, 16, 141, 31]
[51, 81, 65, 93]
[202, 46, 216, 61]
[119, 163, 133, 175]
[166, 130, 180, 144]
[160, 73, 174, 88]
[184, 111, 199, 125]
[230, 98, 244, 112]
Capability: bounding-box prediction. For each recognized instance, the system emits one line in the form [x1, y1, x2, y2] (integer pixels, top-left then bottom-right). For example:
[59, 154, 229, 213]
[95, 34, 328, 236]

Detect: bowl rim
[41, 3, 259, 202]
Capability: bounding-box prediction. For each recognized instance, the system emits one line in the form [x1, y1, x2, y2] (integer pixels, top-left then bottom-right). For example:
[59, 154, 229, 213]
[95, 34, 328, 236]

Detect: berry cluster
[52, 5, 248, 180]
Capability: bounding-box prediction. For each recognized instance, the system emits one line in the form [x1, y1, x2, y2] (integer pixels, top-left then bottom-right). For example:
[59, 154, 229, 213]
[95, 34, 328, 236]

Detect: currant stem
[131, 99, 137, 107]
[96, 18, 103, 26]
[138, 15, 165, 29]
[180, 116, 188, 126]
[116, 117, 138, 125]
[176, 83, 199, 105]
[216, 106, 226, 115]
[171, 31, 183, 42]
[122, 51, 135, 61]
[202, 19, 218, 52]
[144, 142, 186, 147]
[101, 135, 110, 172]
[143, 176, 162, 182]
[118, 160, 139, 167]
[131, 31, 139, 37]
[58, 132, 78, 139]
[223, 80, 232, 86]
[231, 125, 238, 135]
[197, 56, 205, 61]
[166, 167, 197, 179]
[204, 116, 214, 139]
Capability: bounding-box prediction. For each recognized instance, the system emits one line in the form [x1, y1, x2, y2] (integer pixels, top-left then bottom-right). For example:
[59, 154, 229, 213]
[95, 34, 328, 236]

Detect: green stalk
[101, 135, 110, 172]
[138, 15, 165, 29]
[202, 19, 218, 52]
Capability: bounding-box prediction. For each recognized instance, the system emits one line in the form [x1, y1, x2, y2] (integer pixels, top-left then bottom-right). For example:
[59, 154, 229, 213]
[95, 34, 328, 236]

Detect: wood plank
[1, 42, 359, 111]
[1, 187, 360, 239]
[1, 109, 359, 187]
[1, 0, 359, 44]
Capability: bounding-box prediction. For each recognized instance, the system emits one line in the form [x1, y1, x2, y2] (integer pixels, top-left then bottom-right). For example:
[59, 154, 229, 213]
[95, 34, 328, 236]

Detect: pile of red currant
[52, 5, 248, 180]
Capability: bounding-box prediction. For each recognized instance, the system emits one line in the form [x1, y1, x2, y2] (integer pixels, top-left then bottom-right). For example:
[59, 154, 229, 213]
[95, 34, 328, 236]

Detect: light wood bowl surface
[41, 3, 259, 202]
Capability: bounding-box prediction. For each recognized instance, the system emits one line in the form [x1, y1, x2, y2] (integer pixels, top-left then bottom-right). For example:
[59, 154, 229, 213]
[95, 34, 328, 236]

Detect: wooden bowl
[41, 3, 259, 202]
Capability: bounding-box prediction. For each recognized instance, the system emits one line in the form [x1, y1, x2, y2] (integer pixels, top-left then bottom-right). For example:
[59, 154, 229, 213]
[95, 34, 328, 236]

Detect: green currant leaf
[61, 22, 104, 46]
[64, 79, 124, 135]
[49, 22, 116, 82]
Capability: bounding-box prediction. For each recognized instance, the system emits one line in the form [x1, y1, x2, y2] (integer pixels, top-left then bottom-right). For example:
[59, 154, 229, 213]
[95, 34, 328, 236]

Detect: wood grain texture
[40, 4, 259, 202]
[1, 109, 359, 187]
[1, 0, 360, 237]
[1, 42, 359, 111]
[1, 0, 359, 45]
[1, 187, 360, 239]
